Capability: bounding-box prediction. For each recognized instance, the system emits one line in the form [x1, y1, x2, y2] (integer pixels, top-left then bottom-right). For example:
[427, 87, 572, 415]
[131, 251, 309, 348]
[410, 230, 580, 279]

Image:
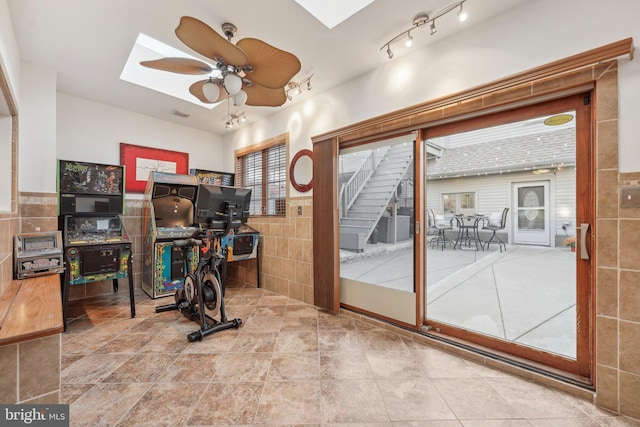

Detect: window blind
[236, 143, 286, 216]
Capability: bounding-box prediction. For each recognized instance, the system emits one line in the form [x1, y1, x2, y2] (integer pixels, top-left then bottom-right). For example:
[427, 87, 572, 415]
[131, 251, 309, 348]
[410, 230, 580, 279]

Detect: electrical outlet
[621, 187, 640, 208]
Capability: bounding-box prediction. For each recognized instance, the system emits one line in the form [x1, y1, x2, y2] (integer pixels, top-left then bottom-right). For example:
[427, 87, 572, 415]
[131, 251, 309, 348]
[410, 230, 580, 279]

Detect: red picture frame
[120, 143, 189, 193]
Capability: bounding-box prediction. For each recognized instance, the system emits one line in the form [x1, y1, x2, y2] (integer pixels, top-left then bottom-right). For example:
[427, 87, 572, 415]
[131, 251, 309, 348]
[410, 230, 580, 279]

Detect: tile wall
[592, 61, 640, 419]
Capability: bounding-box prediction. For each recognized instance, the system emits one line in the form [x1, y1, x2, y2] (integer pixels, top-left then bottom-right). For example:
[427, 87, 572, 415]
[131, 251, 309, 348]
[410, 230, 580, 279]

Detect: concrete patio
[339, 242, 576, 359]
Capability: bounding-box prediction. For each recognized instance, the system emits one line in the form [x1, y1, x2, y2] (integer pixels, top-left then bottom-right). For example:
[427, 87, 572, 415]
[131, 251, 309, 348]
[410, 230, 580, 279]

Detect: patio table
[453, 214, 485, 250]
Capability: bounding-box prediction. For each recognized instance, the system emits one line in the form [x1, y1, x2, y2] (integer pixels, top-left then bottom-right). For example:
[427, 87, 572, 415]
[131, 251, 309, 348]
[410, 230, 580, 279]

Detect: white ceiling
[7, 0, 527, 136]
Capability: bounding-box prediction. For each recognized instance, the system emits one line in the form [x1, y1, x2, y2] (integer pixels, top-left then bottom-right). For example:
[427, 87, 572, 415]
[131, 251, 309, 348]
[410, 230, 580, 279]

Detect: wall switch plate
[620, 187, 640, 208]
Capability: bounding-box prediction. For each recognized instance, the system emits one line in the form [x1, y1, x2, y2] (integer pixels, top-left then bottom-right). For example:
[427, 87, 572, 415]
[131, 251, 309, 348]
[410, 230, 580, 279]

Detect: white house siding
[425, 167, 576, 246]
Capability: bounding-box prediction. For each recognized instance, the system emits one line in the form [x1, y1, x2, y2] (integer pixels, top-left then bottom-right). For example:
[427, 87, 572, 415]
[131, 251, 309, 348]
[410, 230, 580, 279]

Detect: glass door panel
[424, 94, 592, 378]
[339, 135, 416, 326]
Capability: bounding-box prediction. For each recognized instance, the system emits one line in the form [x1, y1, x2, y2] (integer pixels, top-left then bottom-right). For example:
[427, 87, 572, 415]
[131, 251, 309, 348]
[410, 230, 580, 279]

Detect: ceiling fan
[141, 16, 301, 107]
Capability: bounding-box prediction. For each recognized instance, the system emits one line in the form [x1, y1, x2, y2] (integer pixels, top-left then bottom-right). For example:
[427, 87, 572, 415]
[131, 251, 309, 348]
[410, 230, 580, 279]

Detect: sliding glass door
[338, 135, 417, 326]
[424, 94, 593, 379]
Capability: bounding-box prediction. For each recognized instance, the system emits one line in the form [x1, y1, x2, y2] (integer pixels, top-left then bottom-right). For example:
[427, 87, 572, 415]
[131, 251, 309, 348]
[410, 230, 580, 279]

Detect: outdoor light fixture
[286, 74, 314, 101]
[380, 0, 469, 59]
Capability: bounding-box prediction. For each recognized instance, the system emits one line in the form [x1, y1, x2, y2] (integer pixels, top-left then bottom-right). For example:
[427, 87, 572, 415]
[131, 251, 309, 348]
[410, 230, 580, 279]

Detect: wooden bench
[0, 275, 63, 346]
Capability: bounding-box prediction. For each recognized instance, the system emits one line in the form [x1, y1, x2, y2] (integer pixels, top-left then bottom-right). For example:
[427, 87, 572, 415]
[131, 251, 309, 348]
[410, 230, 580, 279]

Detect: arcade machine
[141, 171, 200, 298]
[57, 159, 135, 330]
[14, 231, 64, 279]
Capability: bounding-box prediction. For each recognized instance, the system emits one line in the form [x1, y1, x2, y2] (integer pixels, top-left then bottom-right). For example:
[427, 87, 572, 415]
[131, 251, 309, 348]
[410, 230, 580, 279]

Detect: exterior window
[236, 141, 287, 216]
[442, 192, 475, 214]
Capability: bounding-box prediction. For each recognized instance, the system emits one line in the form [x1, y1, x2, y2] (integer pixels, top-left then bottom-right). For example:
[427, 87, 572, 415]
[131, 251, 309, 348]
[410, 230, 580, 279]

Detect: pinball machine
[57, 159, 135, 330]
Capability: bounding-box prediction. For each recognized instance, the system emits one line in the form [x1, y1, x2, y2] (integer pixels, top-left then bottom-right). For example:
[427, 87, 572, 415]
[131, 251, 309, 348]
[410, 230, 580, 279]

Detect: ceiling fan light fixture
[234, 89, 248, 107]
[202, 80, 220, 102]
[223, 73, 243, 96]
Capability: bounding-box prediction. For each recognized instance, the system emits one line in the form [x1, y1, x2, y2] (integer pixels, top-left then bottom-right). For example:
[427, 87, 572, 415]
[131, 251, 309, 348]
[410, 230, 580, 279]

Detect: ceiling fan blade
[189, 80, 228, 103]
[237, 38, 301, 89]
[244, 83, 286, 107]
[140, 57, 213, 75]
[175, 16, 249, 67]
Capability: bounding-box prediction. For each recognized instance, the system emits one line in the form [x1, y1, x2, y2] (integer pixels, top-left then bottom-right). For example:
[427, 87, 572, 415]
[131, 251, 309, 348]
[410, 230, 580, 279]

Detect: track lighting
[285, 74, 314, 101]
[223, 96, 245, 131]
[380, 0, 469, 59]
[224, 113, 246, 131]
[405, 32, 413, 48]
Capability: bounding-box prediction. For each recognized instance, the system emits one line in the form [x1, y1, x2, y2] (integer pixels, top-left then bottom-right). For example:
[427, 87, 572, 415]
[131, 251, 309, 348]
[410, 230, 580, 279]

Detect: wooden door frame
[423, 94, 594, 381]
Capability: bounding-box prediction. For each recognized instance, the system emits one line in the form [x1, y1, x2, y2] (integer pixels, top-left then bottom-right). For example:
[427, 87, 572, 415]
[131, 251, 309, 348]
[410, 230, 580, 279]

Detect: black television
[193, 184, 252, 231]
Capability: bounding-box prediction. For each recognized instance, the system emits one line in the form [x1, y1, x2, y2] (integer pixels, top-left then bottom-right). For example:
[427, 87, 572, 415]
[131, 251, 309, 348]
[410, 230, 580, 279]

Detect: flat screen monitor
[193, 184, 252, 231]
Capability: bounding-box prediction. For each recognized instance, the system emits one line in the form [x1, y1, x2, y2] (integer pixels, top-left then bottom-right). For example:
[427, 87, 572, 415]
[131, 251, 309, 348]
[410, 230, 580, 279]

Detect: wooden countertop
[0, 275, 64, 346]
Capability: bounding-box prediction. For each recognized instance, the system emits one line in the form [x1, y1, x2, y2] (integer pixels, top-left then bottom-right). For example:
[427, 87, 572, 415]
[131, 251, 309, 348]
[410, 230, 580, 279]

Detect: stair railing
[339, 147, 389, 219]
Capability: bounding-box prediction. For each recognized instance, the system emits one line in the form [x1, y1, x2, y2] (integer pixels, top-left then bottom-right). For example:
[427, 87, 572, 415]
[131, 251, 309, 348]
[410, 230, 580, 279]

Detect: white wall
[55, 93, 226, 198]
[224, 0, 640, 188]
[19, 62, 57, 193]
[0, 0, 19, 106]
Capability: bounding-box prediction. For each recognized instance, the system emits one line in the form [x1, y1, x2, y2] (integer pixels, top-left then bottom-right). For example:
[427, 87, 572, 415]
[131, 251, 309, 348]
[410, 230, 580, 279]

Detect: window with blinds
[236, 142, 287, 216]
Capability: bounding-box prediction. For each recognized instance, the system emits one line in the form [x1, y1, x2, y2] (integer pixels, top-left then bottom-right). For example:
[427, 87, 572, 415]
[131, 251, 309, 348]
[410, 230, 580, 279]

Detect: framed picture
[120, 143, 189, 193]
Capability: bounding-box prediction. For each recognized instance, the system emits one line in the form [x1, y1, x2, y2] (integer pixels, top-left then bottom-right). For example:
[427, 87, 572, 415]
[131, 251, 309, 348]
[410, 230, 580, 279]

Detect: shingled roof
[426, 127, 575, 179]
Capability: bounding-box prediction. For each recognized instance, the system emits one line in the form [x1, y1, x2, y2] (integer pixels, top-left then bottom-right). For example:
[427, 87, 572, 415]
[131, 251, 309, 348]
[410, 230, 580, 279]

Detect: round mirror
[290, 149, 313, 192]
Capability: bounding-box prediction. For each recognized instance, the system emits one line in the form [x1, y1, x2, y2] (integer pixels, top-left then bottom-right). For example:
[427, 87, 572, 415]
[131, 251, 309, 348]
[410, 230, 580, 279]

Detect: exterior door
[338, 134, 418, 327]
[513, 181, 550, 245]
[423, 93, 593, 382]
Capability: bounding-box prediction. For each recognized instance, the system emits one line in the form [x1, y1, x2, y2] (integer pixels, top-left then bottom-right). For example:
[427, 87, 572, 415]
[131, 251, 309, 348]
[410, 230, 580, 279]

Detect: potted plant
[563, 236, 576, 252]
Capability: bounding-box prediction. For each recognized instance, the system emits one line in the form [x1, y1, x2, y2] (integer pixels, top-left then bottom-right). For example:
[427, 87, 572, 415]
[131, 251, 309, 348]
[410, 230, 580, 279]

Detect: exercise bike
[155, 229, 242, 342]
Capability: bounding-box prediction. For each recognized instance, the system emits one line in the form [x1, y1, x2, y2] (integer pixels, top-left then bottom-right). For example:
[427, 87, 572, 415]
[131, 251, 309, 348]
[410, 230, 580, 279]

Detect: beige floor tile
[321, 379, 390, 423]
[320, 351, 372, 380]
[377, 376, 457, 421]
[268, 352, 320, 380]
[116, 382, 206, 426]
[432, 378, 522, 419]
[254, 380, 322, 425]
[187, 381, 263, 425]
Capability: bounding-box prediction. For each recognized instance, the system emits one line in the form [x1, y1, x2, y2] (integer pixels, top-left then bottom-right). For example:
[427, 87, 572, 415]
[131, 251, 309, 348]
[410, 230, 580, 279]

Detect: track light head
[430, 20, 437, 35]
[386, 45, 394, 59]
[457, 3, 468, 22]
[405, 32, 413, 48]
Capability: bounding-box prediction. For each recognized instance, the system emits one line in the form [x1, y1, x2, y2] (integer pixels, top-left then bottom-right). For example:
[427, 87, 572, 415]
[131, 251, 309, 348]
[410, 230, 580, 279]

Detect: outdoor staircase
[339, 143, 413, 251]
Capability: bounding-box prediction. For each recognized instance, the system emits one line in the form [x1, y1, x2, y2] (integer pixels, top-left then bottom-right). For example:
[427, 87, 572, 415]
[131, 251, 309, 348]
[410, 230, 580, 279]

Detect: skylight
[294, 0, 375, 29]
[120, 33, 221, 109]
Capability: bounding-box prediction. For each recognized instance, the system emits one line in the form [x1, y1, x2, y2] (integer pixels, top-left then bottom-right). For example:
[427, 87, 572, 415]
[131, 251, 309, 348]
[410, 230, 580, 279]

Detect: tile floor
[61, 282, 637, 426]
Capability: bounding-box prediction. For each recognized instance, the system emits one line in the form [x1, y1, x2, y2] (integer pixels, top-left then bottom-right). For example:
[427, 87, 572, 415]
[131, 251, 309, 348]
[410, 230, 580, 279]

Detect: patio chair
[428, 209, 453, 250]
[481, 208, 509, 252]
